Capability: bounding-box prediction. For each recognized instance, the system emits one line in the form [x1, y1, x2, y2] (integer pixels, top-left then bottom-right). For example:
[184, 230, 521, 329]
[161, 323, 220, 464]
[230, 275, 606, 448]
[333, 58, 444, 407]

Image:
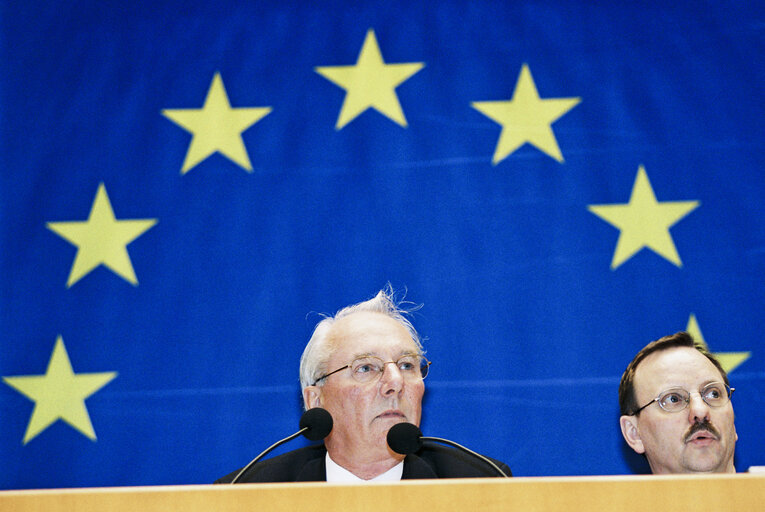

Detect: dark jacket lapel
[295, 449, 327, 481]
[402, 454, 439, 479]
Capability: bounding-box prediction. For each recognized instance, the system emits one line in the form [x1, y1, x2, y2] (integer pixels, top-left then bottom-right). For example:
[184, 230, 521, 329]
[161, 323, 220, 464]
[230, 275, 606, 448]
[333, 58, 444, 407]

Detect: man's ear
[303, 386, 322, 409]
[620, 415, 645, 454]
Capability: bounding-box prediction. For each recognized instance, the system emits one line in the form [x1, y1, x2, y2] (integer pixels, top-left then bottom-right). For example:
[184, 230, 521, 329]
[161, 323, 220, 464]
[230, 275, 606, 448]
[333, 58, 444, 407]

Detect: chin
[378, 415, 407, 425]
[684, 458, 724, 473]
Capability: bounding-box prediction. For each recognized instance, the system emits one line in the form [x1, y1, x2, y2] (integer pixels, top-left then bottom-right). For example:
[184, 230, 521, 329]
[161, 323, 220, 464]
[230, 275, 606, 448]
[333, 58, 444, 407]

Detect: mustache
[684, 419, 720, 442]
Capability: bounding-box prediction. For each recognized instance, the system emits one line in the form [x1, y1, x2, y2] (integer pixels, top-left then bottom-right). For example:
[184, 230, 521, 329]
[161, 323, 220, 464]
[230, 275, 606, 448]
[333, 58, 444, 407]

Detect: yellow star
[686, 314, 751, 374]
[315, 29, 424, 129]
[3, 336, 117, 444]
[46, 183, 157, 287]
[162, 72, 272, 174]
[471, 64, 581, 164]
[588, 166, 699, 269]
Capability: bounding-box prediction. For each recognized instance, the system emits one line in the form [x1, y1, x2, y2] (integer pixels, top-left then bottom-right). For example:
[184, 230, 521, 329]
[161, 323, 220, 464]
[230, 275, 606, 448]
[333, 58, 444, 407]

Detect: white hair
[298, 286, 424, 397]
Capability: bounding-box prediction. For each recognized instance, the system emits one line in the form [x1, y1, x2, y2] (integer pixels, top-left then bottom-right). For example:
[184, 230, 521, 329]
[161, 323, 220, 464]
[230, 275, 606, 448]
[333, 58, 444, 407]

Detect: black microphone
[387, 422, 424, 454]
[230, 407, 333, 483]
[387, 422, 509, 478]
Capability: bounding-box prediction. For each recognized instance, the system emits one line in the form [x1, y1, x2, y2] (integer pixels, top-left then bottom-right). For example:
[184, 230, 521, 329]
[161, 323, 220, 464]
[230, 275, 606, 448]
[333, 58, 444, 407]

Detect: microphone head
[299, 407, 333, 441]
[387, 422, 423, 455]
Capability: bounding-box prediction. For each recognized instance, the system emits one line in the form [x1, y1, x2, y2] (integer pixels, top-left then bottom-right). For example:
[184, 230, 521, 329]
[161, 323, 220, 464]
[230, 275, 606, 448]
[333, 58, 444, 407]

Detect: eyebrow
[658, 380, 723, 392]
[350, 351, 419, 360]
[351, 352, 376, 360]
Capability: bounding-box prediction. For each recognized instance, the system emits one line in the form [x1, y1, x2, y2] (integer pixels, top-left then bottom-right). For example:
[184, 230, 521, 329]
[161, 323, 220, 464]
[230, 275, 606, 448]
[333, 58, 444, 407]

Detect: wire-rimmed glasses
[632, 382, 734, 415]
[311, 354, 431, 386]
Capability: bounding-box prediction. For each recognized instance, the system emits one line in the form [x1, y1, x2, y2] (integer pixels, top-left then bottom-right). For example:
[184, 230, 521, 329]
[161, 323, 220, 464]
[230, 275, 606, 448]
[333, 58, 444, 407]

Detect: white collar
[325, 451, 404, 482]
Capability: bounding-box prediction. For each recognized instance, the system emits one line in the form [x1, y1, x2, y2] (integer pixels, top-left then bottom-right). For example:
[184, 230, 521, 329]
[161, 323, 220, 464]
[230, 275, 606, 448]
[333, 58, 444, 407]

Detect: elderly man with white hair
[217, 287, 510, 482]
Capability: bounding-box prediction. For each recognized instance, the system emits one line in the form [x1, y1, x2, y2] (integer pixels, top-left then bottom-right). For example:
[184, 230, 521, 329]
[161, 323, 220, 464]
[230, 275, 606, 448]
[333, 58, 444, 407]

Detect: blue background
[1, 1, 763, 488]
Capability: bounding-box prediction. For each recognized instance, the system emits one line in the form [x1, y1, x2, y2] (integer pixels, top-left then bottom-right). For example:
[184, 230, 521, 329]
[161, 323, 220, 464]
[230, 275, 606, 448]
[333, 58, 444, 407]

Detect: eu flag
[1, 1, 763, 488]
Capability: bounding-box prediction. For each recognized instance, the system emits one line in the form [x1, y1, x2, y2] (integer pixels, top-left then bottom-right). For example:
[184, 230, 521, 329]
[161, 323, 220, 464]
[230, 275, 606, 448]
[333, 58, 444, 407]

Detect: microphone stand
[422, 436, 509, 477]
[230, 427, 308, 484]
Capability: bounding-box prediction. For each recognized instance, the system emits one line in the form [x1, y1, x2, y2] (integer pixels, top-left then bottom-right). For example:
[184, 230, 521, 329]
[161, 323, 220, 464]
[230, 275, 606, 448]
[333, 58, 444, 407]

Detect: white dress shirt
[325, 452, 404, 482]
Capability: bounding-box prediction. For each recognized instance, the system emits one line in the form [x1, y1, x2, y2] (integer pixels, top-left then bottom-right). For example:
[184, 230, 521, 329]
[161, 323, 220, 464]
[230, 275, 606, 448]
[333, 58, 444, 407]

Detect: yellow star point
[471, 64, 581, 164]
[162, 72, 272, 174]
[46, 183, 157, 287]
[3, 336, 117, 444]
[686, 314, 751, 374]
[315, 29, 424, 129]
[588, 166, 699, 269]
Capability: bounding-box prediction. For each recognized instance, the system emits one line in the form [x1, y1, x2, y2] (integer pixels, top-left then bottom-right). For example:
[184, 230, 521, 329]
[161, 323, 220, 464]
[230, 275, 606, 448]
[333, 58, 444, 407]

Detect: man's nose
[688, 392, 711, 423]
[380, 362, 404, 396]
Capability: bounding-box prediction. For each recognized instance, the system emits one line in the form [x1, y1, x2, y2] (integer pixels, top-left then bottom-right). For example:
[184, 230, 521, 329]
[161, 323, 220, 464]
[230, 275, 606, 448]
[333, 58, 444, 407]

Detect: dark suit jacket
[216, 443, 512, 483]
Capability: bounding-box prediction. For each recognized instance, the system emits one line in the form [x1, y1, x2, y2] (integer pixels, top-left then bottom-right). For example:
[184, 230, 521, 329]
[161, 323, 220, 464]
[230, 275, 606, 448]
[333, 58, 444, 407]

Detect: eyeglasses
[311, 354, 431, 386]
[632, 382, 734, 415]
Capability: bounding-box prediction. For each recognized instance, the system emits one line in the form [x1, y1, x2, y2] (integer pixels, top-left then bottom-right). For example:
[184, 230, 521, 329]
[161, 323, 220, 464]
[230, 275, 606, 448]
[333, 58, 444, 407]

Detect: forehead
[634, 346, 724, 396]
[327, 311, 417, 359]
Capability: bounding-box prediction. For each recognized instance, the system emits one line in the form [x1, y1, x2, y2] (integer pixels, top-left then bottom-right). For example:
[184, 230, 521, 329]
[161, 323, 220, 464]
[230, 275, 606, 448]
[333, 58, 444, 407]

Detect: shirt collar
[325, 451, 404, 482]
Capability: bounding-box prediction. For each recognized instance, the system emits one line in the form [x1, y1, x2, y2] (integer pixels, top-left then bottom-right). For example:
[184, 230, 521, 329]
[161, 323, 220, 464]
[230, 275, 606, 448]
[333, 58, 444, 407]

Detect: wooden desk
[1, 474, 763, 512]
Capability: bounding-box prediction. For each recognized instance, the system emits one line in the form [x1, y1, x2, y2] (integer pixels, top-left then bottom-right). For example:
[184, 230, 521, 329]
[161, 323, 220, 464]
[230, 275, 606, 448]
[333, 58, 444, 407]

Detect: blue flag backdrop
[1, 1, 763, 489]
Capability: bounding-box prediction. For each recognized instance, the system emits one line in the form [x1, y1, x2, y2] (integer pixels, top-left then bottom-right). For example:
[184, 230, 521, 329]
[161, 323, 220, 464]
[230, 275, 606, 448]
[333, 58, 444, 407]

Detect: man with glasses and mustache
[218, 287, 510, 482]
[619, 332, 737, 474]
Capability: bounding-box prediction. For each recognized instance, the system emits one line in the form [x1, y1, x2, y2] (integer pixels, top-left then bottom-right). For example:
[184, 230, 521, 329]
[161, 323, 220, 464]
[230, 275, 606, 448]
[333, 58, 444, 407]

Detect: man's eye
[399, 362, 415, 371]
[355, 364, 378, 374]
[705, 387, 722, 400]
[665, 393, 683, 404]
